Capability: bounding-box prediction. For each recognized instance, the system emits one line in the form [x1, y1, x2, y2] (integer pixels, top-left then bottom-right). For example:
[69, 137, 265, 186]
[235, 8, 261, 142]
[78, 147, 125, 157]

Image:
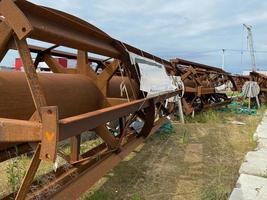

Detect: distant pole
[243, 24, 256, 72]
[221, 49, 225, 70]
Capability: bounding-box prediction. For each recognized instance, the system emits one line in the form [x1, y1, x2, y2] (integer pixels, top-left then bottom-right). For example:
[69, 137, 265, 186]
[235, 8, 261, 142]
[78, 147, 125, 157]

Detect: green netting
[159, 122, 175, 134]
[217, 101, 258, 115]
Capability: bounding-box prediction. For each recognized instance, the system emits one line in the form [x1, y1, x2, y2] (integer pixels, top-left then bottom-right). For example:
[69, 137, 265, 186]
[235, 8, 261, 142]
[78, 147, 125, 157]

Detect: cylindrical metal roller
[0, 71, 105, 120]
[107, 76, 140, 99]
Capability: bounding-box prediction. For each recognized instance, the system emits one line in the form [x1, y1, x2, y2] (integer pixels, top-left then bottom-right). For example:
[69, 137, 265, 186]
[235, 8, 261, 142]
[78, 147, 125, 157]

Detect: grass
[84, 191, 143, 200]
[6, 155, 28, 192]
[82, 107, 264, 200]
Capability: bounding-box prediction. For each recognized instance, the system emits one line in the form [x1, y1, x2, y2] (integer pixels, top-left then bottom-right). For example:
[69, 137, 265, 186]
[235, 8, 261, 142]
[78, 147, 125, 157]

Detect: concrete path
[229, 111, 267, 200]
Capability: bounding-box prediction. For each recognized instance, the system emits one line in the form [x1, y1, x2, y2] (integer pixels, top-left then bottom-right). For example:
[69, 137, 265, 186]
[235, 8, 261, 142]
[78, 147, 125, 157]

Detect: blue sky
[5, 0, 267, 73]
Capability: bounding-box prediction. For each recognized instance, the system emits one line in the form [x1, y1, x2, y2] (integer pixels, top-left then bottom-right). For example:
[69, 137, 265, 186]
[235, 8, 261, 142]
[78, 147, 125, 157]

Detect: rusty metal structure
[171, 58, 236, 114]
[231, 74, 250, 92]
[249, 72, 267, 103]
[231, 72, 267, 104]
[0, 0, 237, 199]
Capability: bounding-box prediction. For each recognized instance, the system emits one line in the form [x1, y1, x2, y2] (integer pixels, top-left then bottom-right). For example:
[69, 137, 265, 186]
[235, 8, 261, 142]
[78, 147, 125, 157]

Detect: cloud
[9, 0, 267, 72]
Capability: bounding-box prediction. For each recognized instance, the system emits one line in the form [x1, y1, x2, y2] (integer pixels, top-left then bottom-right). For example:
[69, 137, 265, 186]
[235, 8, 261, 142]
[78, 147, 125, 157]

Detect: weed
[6, 155, 28, 192]
[179, 129, 190, 144]
[186, 110, 223, 123]
[84, 191, 113, 200]
[131, 193, 143, 200]
[200, 182, 229, 200]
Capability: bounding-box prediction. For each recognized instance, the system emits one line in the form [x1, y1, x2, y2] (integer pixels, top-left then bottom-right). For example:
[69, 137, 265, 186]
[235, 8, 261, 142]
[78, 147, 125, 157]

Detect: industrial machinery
[171, 58, 237, 114]
[249, 71, 267, 103]
[231, 74, 250, 92]
[0, 0, 236, 199]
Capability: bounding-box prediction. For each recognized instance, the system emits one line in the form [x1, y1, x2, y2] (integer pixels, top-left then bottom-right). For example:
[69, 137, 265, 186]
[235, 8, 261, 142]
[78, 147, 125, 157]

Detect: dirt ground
[82, 109, 264, 200]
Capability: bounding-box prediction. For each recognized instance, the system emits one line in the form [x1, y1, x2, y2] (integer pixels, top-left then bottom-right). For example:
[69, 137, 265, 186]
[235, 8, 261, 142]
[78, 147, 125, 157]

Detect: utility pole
[221, 49, 225, 70]
[243, 24, 256, 72]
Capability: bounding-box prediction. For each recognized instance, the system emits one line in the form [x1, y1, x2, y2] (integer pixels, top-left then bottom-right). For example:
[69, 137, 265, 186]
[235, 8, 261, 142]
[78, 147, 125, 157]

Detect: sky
[4, 0, 267, 74]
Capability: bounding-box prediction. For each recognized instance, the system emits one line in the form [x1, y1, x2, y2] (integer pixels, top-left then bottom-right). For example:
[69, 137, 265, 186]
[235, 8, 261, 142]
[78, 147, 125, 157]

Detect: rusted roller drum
[0, 71, 105, 120]
[107, 76, 140, 99]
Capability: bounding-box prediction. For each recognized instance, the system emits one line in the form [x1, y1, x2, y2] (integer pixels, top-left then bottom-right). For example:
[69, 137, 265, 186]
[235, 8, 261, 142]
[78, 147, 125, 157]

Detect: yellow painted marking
[45, 131, 54, 142]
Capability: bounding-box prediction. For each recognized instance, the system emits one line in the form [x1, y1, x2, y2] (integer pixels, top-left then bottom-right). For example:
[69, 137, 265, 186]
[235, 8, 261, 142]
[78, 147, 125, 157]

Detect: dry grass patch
[83, 108, 264, 200]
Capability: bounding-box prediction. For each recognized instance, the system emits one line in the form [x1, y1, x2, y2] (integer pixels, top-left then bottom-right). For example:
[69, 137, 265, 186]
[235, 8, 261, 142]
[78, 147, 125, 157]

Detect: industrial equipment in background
[171, 58, 236, 115]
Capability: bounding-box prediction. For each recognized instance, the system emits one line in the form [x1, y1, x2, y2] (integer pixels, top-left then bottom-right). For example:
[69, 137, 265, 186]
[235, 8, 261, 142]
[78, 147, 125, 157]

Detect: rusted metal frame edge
[0, 21, 13, 61]
[170, 58, 226, 74]
[12, 0, 119, 58]
[184, 87, 215, 94]
[7, 41, 105, 64]
[14, 36, 47, 118]
[97, 59, 120, 92]
[77, 50, 97, 81]
[43, 53, 77, 74]
[58, 91, 178, 141]
[15, 144, 41, 200]
[0, 118, 42, 142]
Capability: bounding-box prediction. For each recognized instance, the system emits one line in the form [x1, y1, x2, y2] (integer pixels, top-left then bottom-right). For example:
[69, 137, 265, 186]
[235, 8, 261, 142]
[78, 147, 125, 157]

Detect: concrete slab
[229, 188, 243, 200]
[257, 139, 267, 149]
[245, 150, 267, 160]
[230, 111, 267, 200]
[239, 154, 267, 177]
[234, 174, 267, 200]
[254, 125, 267, 140]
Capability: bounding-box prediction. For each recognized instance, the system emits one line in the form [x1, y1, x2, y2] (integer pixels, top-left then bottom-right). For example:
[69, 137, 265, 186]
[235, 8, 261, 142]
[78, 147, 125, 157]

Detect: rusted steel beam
[16, 144, 41, 200]
[184, 87, 215, 94]
[0, 119, 41, 142]
[0, 21, 12, 61]
[14, 36, 47, 118]
[0, 0, 119, 57]
[171, 58, 227, 74]
[59, 91, 178, 141]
